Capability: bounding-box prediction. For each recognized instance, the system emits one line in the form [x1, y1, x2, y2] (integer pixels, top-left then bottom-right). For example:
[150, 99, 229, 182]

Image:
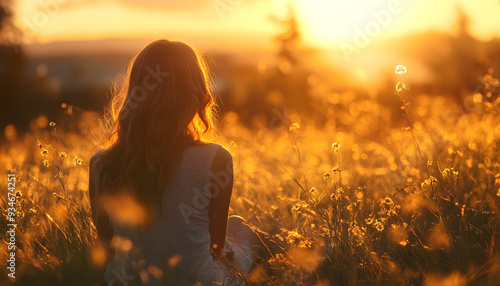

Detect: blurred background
[1, 0, 500, 137]
[1, 2, 500, 283]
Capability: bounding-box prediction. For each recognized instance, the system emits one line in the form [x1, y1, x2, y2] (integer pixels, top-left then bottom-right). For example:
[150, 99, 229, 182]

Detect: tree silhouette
[456, 6, 471, 39]
[0, 0, 28, 135]
[266, 4, 319, 118]
[271, 4, 303, 75]
[450, 6, 481, 99]
[0, 0, 21, 48]
[0, 0, 12, 33]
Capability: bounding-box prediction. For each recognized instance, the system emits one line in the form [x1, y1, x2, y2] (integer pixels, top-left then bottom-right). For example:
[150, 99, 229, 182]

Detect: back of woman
[92, 143, 226, 285]
[88, 40, 258, 285]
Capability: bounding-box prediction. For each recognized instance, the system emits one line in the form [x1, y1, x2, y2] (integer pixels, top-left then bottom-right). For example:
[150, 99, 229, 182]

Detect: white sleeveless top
[91, 143, 224, 285]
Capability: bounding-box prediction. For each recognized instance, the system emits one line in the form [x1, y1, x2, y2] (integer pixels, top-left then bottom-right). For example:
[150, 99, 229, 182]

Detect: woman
[88, 39, 259, 285]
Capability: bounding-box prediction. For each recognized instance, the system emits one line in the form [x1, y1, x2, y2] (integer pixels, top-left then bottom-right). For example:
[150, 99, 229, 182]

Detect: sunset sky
[14, 0, 500, 50]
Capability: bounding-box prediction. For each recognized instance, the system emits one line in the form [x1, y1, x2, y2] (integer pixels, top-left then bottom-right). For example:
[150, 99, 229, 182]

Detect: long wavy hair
[94, 39, 217, 211]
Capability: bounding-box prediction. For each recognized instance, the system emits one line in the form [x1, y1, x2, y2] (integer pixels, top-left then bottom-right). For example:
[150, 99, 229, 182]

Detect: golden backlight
[292, 0, 406, 45]
[3, 0, 500, 284]
[13, 0, 500, 47]
[292, 0, 500, 48]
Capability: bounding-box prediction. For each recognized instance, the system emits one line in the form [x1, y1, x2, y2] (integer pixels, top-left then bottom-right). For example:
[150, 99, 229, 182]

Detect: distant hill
[24, 38, 152, 57]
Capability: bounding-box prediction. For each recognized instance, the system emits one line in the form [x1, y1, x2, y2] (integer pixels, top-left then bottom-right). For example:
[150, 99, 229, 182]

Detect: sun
[291, 0, 406, 48]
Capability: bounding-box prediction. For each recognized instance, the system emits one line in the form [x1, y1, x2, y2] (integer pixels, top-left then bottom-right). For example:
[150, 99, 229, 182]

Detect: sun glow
[292, 0, 410, 47]
[12, 0, 500, 48]
[292, 0, 500, 48]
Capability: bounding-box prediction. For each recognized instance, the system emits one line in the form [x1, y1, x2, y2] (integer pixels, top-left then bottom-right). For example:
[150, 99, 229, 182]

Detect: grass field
[1, 67, 500, 285]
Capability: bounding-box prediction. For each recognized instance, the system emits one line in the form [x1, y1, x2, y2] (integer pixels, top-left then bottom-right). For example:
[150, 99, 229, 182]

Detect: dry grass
[1, 68, 500, 285]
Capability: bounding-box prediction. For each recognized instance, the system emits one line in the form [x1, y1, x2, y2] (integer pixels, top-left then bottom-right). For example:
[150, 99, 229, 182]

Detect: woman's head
[115, 39, 216, 144]
[96, 39, 217, 208]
